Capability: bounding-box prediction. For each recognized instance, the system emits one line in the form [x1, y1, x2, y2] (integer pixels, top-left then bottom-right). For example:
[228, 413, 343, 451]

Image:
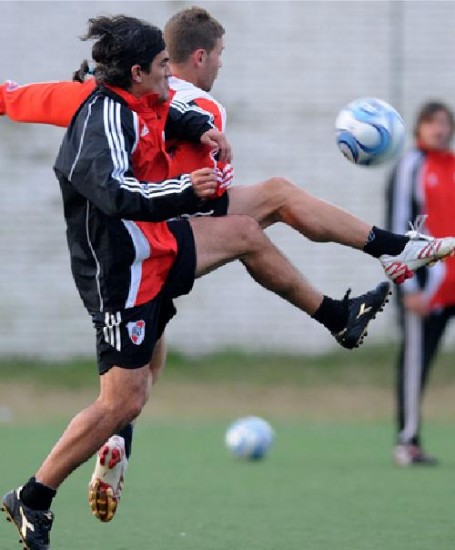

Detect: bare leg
[100, 335, 165, 443]
[227, 177, 371, 248]
[149, 335, 167, 386]
[36, 364, 150, 489]
[85, 336, 167, 522]
[189, 215, 323, 315]
[114, 336, 165, 439]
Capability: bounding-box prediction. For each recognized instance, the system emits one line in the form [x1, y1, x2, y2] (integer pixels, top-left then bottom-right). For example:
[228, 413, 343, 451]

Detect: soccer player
[1, 15, 392, 548]
[387, 101, 455, 466]
[163, 6, 455, 280]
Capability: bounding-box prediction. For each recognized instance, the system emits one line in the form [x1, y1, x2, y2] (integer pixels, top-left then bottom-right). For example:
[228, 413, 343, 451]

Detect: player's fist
[200, 128, 232, 163]
[190, 167, 217, 199]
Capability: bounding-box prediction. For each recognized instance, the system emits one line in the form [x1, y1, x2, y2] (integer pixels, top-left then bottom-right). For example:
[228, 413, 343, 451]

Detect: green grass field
[0, 347, 454, 549]
[1, 421, 454, 550]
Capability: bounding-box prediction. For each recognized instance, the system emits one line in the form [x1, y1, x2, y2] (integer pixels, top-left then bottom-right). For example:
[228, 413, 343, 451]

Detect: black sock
[20, 477, 56, 511]
[312, 295, 348, 334]
[363, 226, 409, 258]
[117, 423, 133, 459]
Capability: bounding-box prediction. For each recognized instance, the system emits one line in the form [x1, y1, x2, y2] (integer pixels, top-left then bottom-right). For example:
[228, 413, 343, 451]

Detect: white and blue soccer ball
[335, 97, 405, 166]
[225, 416, 275, 460]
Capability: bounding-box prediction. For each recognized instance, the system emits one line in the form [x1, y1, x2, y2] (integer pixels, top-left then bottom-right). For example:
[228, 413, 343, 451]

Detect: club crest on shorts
[126, 320, 146, 345]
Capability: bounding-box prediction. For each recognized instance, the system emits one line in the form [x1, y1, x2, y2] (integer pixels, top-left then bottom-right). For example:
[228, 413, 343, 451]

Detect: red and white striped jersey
[167, 76, 234, 195]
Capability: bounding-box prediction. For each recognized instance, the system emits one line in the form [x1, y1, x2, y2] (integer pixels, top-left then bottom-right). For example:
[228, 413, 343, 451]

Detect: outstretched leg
[227, 178, 455, 282]
[190, 215, 390, 348]
[228, 177, 370, 246]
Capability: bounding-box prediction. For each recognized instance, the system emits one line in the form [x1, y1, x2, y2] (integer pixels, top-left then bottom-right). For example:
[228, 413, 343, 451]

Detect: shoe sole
[1, 500, 31, 550]
[88, 478, 119, 523]
[88, 443, 124, 523]
[431, 249, 455, 264]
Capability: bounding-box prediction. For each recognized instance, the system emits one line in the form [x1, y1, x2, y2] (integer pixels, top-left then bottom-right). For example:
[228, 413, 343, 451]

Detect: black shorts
[209, 191, 229, 216]
[195, 191, 229, 217]
[93, 220, 196, 375]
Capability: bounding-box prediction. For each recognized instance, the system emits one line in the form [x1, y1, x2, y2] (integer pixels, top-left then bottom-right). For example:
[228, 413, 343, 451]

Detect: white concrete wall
[0, 1, 454, 358]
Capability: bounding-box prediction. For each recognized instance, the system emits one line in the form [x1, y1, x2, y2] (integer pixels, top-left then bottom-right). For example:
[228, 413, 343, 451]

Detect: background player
[387, 101, 455, 466]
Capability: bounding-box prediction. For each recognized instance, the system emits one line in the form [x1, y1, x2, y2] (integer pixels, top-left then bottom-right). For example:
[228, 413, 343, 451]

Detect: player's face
[418, 110, 454, 151]
[200, 38, 224, 92]
[137, 50, 171, 101]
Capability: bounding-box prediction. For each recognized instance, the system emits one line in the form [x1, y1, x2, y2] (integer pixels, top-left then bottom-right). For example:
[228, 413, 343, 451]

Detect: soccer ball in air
[335, 97, 405, 166]
[225, 416, 275, 460]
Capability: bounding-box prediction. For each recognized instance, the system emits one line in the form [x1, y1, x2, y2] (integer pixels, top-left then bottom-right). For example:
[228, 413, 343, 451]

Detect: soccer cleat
[333, 281, 391, 349]
[88, 435, 127, 523]
[394, 444, 439, 467]
[380, 218, 455, 284]
[2, 488, 53, 550]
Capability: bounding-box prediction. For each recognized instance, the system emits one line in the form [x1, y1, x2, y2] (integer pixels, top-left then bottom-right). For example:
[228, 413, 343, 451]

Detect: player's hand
[403, 291, 429, 317]
[190, 167, 218, 199]
[200, 128, 232, 163]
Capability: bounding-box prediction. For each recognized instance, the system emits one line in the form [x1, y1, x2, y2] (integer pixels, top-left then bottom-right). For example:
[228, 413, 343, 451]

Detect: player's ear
[131, 64, 142, 83]
[192, 49, 206, 67]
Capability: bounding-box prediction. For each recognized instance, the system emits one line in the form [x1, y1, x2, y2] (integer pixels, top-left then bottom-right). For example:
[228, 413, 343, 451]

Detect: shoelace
[405, 214, 433, 241]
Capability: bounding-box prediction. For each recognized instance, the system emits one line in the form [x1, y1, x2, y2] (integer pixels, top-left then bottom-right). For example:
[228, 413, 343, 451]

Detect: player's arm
[167, 96, 234, 193]
[166, 97, 232, 163]
[191, 97, 234, 192]
[55, 99, 210, 221]
[166, 97, 215, 142]
[192, 97, 226, 133]
[0, 79, 96, 127]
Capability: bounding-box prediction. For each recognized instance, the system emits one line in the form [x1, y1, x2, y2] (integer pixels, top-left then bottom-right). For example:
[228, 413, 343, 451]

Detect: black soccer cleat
[333, 281, 391, 349]
[2, 488, 54, 550]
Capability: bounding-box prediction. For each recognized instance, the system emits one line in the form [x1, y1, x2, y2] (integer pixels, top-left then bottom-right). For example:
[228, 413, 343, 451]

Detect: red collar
[104, 84, 166, 113]
[417, 140, 453, 158]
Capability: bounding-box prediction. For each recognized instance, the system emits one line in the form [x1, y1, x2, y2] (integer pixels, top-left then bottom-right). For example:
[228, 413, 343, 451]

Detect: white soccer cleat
[380, 218, 455, 284]
[88, 435, 128, 523]
[393, 444, 438, 467]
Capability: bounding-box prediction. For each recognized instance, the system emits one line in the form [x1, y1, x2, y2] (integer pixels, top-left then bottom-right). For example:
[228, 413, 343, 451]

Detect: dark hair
[72, 59, 93, 83]
[414, 101, 455, 139]
[81, 15, 165, 89]
[164, 7, 225, 64]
